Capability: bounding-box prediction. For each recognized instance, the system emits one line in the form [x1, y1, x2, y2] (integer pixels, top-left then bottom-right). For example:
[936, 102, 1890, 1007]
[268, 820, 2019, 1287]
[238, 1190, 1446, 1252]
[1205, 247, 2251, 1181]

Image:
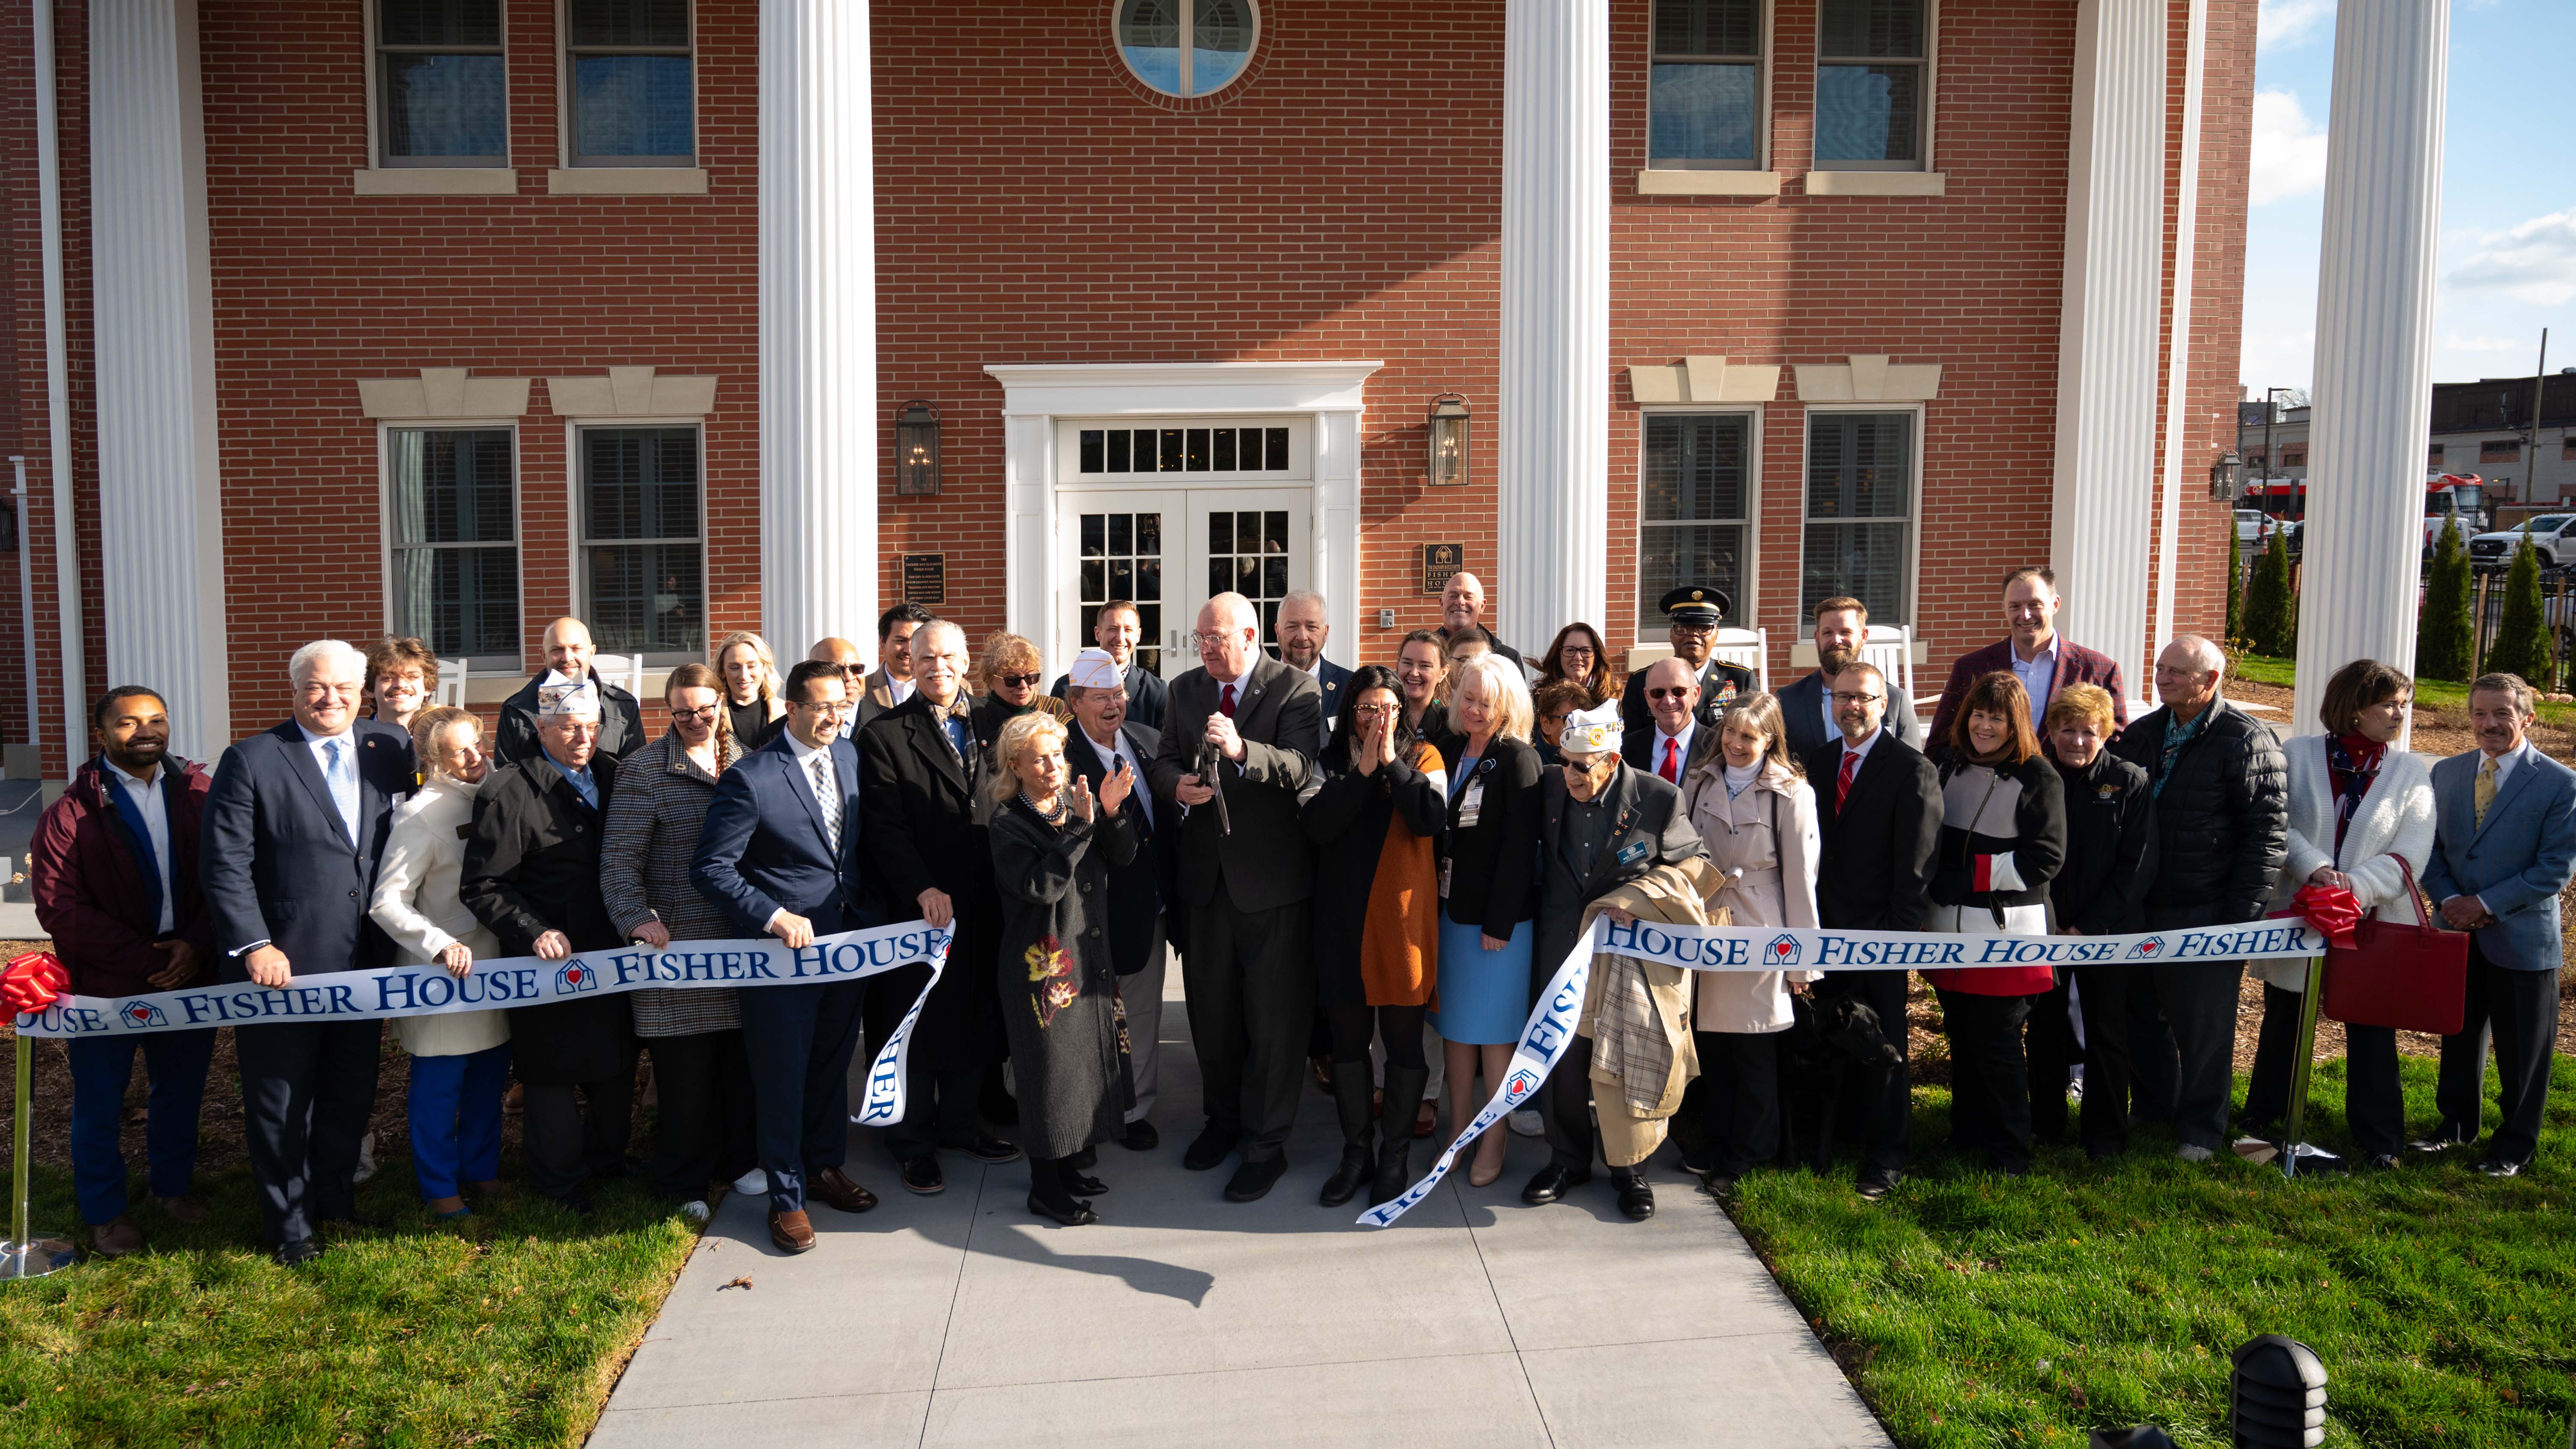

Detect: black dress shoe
[898, 1153, 946, 1195]
[1700, 1172, 1739, 1200]
[1224, 1155, 1288, 1202]
[1062, 1170, 1109, 1196]
[1121, 1119, 1160, 1151]
[1026, 1193, 1097, 1226]
[1519, 1163, 1592, 1205]
[2363, 1153, 2400, 1172]
[1183, 1124, 1240, 1172]
[2476, 1157, 2523, 1178]
[1855, 1169, 1903, 1202]
[2407, 1125, 2473, 1153]
[958, 1134, 1023, 1164]
[1614, 1174, 1656, 1220]
[273, 1237, 323, 1267]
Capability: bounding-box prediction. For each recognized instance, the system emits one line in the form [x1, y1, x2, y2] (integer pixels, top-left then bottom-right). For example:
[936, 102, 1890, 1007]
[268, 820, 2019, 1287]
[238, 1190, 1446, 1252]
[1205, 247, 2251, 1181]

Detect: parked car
[2468, 515, 2576, 572]
[2237, 510, 2300, 555]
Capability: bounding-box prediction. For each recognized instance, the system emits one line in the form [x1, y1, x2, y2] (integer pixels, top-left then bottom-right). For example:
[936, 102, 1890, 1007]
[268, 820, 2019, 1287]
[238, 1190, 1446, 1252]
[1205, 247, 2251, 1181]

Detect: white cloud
[2257, 0, 2334, 52]
[2447, 209, 2576, 306]
[2249, 90, 2330, 205]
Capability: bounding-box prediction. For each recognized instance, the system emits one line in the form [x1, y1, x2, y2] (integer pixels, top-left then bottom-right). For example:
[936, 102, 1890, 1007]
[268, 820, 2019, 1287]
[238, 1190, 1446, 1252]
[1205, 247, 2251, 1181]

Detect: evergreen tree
[2226, 517, 2245, 643]
[2482, 524, 2554, 687]
[2417, 513, 2473, 682]
[2243, 527, 2298, 657]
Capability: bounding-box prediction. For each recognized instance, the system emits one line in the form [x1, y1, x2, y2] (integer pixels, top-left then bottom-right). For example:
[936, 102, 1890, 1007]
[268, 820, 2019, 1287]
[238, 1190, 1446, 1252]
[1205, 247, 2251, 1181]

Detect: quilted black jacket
[2111, 699, 2288, 928]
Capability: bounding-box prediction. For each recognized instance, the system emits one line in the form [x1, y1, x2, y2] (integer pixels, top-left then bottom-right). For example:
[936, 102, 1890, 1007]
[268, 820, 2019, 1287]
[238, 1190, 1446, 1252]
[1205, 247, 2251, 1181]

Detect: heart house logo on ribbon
[119, 1000, 167, 1029]
[555, 961, 601, 993]
[1766, 933, 1804, 968]
[2126, 936, 2167, 960]
[1502, 1068, 1541, 1102]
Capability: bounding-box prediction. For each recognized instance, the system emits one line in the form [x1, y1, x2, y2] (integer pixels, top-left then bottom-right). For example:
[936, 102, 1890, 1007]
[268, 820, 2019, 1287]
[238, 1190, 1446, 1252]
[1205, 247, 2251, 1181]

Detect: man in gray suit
[1147, 592, 1323, 1202]
[1776, 596, 1918, 760]
[2416, 671, 2576, 1176]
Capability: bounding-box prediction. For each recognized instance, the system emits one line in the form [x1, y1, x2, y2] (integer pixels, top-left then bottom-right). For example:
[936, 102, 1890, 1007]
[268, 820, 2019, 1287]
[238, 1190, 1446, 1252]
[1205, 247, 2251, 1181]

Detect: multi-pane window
[1639, 414, 1749, 626]
[1079, 510, 1167, 677]
[1076, 425, 1291, 476]
[2428, 443, 2446, 468]
[2481, 438, 2523, 463]
[1116, 0, 1258, 98]
[388, 428, 520, 662]
[1803, 412, 1915, 626]
[2280, 444, 2307, 468]
[1815, 0, 1928, 170]
[376, 0, 507, 167]
[580, 427, 704, 660]
[567, 0, 695, 166]
[1209, 509, 1291, 653]
[1651, 0, 1761, 169]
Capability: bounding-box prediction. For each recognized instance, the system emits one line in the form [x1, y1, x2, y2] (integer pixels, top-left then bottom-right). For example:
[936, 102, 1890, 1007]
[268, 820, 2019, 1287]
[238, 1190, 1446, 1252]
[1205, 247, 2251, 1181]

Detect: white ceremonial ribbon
[1359, 912, 2331, 1227]
[15, 920, 955, 1127]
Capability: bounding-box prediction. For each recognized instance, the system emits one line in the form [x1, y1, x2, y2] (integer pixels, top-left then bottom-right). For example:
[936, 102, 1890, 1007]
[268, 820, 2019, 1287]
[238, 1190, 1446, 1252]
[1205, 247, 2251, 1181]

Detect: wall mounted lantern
[1427, 394, 1470, 487]
[2209, 449, 2241, 502]
[896, 401, 941, 496]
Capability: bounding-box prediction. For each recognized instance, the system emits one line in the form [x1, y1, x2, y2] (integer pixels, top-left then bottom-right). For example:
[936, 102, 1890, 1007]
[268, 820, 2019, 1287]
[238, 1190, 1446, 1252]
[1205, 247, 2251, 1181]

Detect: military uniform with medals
[1620, 585, 1758, 733]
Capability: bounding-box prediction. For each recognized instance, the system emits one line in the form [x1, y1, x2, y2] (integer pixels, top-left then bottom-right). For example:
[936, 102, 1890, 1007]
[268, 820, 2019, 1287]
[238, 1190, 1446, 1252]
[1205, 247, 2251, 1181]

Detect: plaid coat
[600, 730, 745, 1037]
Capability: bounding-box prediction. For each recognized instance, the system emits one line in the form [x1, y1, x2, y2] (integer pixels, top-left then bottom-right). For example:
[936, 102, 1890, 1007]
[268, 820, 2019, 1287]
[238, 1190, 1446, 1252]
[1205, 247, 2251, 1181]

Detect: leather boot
[1370, 1065, 1431, 1206]
[1317, 1061, 1376, 1206]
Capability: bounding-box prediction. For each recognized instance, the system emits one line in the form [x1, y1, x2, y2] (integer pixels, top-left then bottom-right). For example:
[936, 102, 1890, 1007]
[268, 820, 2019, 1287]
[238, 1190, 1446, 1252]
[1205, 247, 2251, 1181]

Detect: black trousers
[235, 1017, 382, 1246]
[1183, 894, 1314, 1162]
[1811, 969, 1910, 1174]
[2127, 958, 2244, 1150]
[1692, 1030, 1780, 1178]
[741, 977, 868, 1213]
[2434, 948, 2559, 1166]
[1540, 1031, 1599, 1171]
[2242, 980, 2304, 1130]
[642, 1029, 757, 1199]
[1934, 989, 2034, 1172]
[2028, 965, 2134, 1156]
[521, 1069, 636, 1203]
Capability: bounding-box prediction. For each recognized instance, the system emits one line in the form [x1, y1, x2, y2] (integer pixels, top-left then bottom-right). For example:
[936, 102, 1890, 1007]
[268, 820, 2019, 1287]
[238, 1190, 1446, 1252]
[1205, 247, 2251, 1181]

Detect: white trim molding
[358, 367, 534, 420]
[546, 168, 709, 195]
[1804, 170, 1946, 197]
[1626, 357, 1783, 404]
[353, 168, 520, 195]
[545, 367, 718, 417]
[1637, 170, 1782, 197]
[983, 361, 1382, 674]
[1792, 355, 1943, 402]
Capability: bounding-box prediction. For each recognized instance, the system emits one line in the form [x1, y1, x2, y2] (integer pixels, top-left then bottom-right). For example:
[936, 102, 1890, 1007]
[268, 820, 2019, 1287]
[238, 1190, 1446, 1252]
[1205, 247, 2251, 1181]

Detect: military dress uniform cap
[1656, 584, 1731, 626]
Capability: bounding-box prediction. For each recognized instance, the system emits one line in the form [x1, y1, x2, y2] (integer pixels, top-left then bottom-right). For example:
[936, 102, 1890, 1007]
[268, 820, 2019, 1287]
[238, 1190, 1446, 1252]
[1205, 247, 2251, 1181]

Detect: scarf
[2324, 731, 2386, 853]
[2151, 706, 2210, 798]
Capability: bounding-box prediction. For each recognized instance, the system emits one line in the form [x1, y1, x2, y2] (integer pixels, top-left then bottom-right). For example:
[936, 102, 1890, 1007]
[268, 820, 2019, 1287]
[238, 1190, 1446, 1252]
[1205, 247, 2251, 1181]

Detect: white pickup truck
[2467, 515, 2576, 572]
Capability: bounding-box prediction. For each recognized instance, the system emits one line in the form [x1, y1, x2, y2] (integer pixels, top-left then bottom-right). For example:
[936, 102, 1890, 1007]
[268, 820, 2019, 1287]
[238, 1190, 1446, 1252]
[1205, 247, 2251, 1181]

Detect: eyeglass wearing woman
[1538, 622, 1611, 707]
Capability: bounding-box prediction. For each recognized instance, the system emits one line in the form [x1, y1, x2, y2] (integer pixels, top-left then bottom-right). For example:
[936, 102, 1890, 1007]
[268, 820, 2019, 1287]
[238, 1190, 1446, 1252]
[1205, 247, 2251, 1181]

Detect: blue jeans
[66, 1029, 217, 1225]
[407, 1044, 511, 1201]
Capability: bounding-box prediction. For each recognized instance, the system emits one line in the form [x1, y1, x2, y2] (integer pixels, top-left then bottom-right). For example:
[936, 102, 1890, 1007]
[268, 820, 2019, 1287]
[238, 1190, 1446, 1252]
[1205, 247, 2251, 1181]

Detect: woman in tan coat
[1679, 692, 1820, 1192]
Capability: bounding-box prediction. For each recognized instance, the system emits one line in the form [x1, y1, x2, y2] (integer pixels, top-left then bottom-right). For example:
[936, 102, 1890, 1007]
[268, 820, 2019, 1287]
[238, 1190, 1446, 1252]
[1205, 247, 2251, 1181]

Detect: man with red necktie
[1621, 656, 1721, 784]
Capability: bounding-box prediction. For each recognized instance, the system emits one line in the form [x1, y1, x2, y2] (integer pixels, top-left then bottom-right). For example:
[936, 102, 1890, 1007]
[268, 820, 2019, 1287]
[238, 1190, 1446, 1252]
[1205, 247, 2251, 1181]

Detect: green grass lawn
[1722, 1055, 2576, 1448]
[0, 1163, 697, 1446]
[2232, 652, 2576, 728]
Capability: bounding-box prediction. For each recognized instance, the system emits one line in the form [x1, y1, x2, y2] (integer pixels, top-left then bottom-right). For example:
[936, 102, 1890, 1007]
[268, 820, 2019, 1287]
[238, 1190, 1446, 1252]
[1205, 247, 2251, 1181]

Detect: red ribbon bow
[2, 950, 71, 1016]
[2290, 883, 2362, 951]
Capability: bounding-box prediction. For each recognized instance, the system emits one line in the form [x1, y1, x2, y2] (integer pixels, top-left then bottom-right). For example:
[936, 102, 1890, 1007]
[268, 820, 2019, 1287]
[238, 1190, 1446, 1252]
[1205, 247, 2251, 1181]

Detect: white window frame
[1647, 0, 1771, 171]
[1812, 0, 1936, 173]
[1108, 0, 1262, 99]
[1796, 402, 1924, 633]
[365, 0, 512, 170]
[1635, 404, 1762, 627]
[379, 420, 527, 670]
[1057, 416, 1315, 485]
[556, 0, 697, 168]
[565, 417, 711, 667]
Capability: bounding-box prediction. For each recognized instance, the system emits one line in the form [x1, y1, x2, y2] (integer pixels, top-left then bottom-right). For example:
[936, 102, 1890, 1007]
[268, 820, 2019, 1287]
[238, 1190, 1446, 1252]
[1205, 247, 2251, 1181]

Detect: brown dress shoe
[769, 1209, 815, 1254]
[808, 1166, 879, 1214]
[90, 1216, 146, 1258]
[154, 1195, 210, 1225]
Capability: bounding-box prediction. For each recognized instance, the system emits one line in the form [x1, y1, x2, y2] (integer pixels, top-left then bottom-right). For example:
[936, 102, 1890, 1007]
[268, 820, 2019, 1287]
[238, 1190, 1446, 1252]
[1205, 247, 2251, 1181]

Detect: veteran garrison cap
[1656, 584, 1732, 627]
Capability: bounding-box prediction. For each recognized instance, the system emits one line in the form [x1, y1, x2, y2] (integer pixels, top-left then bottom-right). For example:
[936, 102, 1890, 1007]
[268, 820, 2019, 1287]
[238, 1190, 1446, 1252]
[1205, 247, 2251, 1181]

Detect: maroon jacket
[1926, 637, 2129, 751]
[29, 757, 219, 998]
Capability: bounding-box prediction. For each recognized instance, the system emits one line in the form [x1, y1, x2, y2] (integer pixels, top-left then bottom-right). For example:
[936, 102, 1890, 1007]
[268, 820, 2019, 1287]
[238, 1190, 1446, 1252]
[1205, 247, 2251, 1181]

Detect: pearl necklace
[1021, 788, 1068, 825]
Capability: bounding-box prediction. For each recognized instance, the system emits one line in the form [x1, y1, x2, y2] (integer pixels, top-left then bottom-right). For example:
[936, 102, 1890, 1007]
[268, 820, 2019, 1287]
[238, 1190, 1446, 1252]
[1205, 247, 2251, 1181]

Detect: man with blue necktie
[202, 641, 417, 1264]
[1064, 647, 1174, 1151]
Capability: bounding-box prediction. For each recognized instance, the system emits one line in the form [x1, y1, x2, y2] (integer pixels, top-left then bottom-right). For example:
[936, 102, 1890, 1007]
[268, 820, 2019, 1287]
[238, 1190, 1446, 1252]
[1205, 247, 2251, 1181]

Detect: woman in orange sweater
[1302, 663, 1450, 1208]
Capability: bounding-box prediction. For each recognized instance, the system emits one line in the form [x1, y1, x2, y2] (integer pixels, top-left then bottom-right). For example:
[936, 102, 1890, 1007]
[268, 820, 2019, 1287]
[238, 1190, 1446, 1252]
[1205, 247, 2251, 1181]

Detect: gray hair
[1281, 588, 1326, 612]
[912, 618, 967, 660]
[2165, 633, 2226, 677]
[2470, 671, 2536, 716]
[288, 639, 366, 686]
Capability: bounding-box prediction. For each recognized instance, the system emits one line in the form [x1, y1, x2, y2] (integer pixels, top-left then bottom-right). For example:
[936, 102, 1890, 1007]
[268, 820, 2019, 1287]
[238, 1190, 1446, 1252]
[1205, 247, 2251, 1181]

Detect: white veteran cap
[1558, 700, 1624, 756]
[1066, 648, 1123, 692]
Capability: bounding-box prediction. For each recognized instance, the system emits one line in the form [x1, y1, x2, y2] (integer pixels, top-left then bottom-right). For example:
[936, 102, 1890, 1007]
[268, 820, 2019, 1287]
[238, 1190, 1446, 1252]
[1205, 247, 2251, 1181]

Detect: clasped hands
[1176, 712, 1246, 807]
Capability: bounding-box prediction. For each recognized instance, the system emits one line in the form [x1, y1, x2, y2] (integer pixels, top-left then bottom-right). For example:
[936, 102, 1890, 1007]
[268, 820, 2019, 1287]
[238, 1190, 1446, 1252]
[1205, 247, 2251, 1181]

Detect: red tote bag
[2319, 857, 2469, 1036]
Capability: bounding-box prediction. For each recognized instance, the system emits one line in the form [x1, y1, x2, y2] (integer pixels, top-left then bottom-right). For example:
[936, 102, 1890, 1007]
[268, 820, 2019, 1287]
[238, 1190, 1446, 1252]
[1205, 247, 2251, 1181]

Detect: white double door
[1061, 487, 1310, 681]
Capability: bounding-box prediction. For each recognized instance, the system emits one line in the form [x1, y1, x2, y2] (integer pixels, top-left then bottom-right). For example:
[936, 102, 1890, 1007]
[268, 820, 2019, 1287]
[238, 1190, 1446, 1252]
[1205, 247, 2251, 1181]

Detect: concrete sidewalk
[591, 975, 1890, 1449]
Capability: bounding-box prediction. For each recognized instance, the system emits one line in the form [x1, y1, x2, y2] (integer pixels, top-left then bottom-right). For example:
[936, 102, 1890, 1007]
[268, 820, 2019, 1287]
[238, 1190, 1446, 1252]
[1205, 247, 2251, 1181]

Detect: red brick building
[1, 0, 2258, 772]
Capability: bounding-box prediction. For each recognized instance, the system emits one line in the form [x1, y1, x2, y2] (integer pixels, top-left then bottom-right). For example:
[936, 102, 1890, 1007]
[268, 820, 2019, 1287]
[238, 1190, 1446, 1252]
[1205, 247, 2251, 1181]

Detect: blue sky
[2242, 0, 2576, 394]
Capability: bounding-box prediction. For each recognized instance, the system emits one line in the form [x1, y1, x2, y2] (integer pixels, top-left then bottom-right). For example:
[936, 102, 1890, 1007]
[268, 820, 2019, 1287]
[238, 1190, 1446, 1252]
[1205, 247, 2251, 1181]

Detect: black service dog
[1775, 990, 1904, 1172]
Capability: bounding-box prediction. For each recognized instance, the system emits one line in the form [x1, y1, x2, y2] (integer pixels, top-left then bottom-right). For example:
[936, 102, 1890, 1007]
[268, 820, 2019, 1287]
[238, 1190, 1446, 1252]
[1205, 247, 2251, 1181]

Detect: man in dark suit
[809, 636, 870, 740]
[1146, 591, 1323, 1202]
[201, 640, 417, 1264]
[1050, 599, 1170, 731]
[1438, 572, 1525, 673]
[854, 620, 1022, 1198]
[1523, 700, 1704, 1219]
[1620, 584, 1757, 733]
[1276, 589, 1350, 751]
[1778, 596, 1919, 759]
[1926, 566, 2128, 746]
[1064, 648, 1175, 1152]
[1621, 656, 1722, 784]
[1804, 659, 1943, 1202]
[462, 682, 634, 1215]
[856, 602, 933, 732]
[493, 617, 647, 763]
[2415, 672, 2576, 1176]
[693, 658, 886, 1253]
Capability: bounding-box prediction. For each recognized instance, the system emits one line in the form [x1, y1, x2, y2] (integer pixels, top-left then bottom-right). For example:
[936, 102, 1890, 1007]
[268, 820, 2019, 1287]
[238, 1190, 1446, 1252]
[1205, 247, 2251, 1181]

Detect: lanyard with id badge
[1441, 760, 1492, 899]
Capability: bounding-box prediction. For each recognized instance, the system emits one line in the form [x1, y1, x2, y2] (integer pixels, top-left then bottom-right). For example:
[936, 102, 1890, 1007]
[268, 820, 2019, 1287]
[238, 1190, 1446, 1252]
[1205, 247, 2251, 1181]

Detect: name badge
[1615, 839, 1649, 866]
[1458, 780, 1485, 828]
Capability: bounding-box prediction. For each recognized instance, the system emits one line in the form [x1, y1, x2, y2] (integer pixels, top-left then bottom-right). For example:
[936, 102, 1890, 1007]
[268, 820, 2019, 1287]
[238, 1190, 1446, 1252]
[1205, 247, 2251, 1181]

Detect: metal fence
[2229, 552, 2576, 688]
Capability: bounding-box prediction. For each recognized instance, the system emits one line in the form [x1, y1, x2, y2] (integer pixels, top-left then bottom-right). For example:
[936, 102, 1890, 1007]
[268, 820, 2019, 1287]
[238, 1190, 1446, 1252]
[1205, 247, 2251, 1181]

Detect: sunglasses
[995, 673, 1043, 689]
[1645, 687, 1695, 701]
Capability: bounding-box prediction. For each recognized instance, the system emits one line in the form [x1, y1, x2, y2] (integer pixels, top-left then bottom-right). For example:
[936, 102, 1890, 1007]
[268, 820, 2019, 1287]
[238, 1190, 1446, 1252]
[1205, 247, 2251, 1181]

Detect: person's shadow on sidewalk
[981, 1219, 1217, 1307]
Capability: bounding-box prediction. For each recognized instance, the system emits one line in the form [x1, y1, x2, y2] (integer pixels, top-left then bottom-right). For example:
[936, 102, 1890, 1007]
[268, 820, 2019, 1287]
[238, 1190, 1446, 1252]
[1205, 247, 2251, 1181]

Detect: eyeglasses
[1191, 630, 1247, 647]
[793, 699, 851, 717]
[1669, 622, 1716, 636]
[995, 673, 1043, 689]
[1645, 687, 1695, 701]
[1830, 692, 1885, 706]
[670, 705, 720, 723]
[1349, 703, 1395, 719]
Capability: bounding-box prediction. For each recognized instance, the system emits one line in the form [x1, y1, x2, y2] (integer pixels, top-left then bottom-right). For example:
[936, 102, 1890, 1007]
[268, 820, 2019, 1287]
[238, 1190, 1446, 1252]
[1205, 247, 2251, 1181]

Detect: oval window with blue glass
[1116, 0, 1258, 98]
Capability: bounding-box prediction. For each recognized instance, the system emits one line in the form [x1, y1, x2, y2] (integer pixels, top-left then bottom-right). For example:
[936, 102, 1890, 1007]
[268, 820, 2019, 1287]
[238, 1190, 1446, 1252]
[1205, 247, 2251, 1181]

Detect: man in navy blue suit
[693, 658, 883, 1253]
[1277, 590, 1350, 753]
[201, 640, 417, 1264]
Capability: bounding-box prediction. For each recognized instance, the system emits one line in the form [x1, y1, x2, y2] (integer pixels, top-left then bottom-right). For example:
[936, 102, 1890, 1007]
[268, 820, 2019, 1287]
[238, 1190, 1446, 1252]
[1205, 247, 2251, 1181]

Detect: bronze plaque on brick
[1421, 543, 1464, 596]
[901, 553, 946, 605]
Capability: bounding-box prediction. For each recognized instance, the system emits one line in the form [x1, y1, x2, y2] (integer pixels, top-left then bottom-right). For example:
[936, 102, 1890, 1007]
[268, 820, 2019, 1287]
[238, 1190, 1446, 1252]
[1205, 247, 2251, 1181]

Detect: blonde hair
[1710, 692, 1798, 777]
[989, 712, 1069, 804]
[1452, 653, 1534, 743]
[713, 630, 783, 708]
[2043, 682, 2119, 737]
[408, 705, 482, 778]
[980, 631, 1043, 689]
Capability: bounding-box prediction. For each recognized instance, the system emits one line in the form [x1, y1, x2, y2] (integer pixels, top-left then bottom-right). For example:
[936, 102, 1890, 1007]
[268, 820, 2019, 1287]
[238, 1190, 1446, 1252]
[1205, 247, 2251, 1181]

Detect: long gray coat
[991, 795, 1140, 1158]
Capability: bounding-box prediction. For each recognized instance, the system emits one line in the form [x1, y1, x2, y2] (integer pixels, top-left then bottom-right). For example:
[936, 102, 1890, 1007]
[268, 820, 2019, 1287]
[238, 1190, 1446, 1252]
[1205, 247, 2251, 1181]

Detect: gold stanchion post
[3, 1031, 75, 1279]
[2279, 955, 2327, 1180]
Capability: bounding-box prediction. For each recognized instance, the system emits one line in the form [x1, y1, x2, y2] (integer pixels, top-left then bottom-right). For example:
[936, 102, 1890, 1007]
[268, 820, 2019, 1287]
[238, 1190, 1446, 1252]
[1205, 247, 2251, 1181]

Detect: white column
[2292, 3, 2448, 738]
[2048, 0, 2166, 706]
[90, 0, 228, 759]
[2151, 0, 2210, 664]
[1496, 0, 1609, 652]
[759, 0, 877, 658]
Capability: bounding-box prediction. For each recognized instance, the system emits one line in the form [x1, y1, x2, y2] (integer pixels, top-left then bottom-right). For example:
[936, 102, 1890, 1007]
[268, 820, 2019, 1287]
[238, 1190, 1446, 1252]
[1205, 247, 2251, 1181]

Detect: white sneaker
[679, 1199, 710, 1222]
[731, 1168, 769, 1196]
[1508, 1110, 1544, 1139]
[352, 1132, 378, 1184]
[2175, 1144, 2215, 1163]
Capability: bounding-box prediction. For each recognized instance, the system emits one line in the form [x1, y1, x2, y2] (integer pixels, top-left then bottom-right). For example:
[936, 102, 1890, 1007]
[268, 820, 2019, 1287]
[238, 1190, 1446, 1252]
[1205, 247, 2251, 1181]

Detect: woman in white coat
[1679, 692, 1821, 1193]
[368, 706, 512, 1219]
[2246, 659, 2435, 1167]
